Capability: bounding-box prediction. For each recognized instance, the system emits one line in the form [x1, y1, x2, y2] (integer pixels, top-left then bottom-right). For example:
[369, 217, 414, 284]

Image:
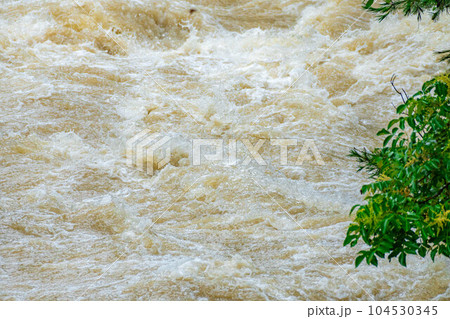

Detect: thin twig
[418, 182, 450, 204]
[390, 74, 407, 104]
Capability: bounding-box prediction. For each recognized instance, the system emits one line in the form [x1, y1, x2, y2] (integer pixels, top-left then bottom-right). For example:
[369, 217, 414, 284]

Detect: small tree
[344, 0, 450, 267]
[345, 74, 450, 267]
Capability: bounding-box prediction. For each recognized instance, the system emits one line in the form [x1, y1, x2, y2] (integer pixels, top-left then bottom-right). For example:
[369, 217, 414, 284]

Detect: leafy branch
[345, 74, 450, 267]
[363, 0, 450, 21]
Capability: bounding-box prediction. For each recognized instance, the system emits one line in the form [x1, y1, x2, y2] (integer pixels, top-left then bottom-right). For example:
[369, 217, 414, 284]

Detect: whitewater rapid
[0, 0, 449, 300]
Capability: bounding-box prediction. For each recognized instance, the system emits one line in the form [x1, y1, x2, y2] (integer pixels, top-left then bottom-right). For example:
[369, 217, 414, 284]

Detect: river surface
[0, 0, 449, 300]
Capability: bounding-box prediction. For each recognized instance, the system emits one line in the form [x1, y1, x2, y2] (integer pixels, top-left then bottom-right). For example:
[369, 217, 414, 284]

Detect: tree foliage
[363, 1, 450, 61]
[345, 74, 450, 267]
[363, 0, 450, 21]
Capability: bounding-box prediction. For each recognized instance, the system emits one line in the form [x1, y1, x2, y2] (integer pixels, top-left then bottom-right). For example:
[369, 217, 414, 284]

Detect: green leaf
[343, 236, 354, 246]
[355, 255, 365, 268]
[397, 104, 407, 114]
[377, 128, 390, 136]
[363, 0, 375, 9]
[399, 252, 407, 267]
[383, 134, 393, 147]
[382, 218, 390, 234]
[418, 246, 427, 258]
[387, 119, 400, 129]
[431, 248, 438, 261]
[370, 255, 378, 266]
[350, 204, 360, 215]
[399, 117, 406, 130]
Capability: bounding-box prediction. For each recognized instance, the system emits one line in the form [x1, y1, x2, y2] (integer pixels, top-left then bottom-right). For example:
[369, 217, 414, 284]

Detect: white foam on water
[0, 0, 449, 300]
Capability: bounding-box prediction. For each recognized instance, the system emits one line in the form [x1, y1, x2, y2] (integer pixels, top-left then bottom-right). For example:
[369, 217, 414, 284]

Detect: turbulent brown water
[0, 0, 449, 300]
